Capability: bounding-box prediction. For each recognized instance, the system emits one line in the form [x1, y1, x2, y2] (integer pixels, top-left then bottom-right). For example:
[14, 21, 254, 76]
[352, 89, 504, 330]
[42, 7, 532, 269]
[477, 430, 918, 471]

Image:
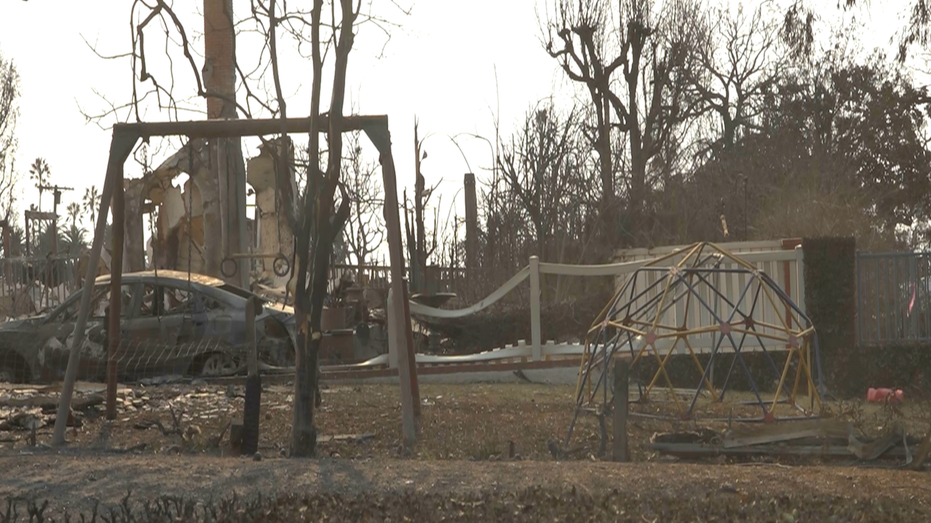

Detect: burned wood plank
[650, 441, 911, 460]
[723, 419, 854, 449]
[316, 433, 376, 444]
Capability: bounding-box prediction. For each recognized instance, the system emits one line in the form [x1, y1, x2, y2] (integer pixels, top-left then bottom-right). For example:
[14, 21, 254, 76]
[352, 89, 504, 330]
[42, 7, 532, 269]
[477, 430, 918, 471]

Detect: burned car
[0, 271, 297, 383]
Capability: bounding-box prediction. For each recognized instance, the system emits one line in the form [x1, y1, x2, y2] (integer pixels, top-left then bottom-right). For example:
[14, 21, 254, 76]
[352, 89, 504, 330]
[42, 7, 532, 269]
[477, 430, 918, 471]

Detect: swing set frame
[51, 115, 421, 447]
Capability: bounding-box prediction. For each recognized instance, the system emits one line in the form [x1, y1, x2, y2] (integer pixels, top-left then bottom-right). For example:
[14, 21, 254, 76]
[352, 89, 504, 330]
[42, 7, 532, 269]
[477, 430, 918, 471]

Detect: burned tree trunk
[290, 0, 357, 458]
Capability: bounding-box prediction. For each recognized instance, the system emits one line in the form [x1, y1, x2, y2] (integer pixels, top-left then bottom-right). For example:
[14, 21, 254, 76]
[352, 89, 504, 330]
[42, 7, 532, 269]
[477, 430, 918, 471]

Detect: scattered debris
[315, 433, 375, 444]
[912, 429, 931, 470]
[651, 419, 920, 465]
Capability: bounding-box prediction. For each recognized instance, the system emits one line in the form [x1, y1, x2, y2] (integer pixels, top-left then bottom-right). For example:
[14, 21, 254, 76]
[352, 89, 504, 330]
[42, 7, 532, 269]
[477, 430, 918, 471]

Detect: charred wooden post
[612, 359, 630, 462]
[241, 297, 262, 455]
[402, 279, 421, 421]
[53, 130, 138, 446]
[375, 135, 418, 449]
[123, 178, 146, 272]
[106, 173, 125, 421]
[464, 172, 478, 274]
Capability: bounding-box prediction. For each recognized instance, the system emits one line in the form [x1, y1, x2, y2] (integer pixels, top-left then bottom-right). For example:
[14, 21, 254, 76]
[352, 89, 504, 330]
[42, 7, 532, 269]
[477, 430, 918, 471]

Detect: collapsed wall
[130, 138, 295, 286]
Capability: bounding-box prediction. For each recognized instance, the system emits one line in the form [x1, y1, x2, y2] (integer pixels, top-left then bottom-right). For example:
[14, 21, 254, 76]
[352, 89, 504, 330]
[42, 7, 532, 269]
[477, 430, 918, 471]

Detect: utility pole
[34, 184, 74, 257]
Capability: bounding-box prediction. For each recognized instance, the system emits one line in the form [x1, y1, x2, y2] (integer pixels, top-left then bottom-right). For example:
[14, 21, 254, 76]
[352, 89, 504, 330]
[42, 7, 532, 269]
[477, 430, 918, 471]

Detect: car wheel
[0, 365, 15, 383]
[199, 352, 238, 377]
[0, 351, 28, 384]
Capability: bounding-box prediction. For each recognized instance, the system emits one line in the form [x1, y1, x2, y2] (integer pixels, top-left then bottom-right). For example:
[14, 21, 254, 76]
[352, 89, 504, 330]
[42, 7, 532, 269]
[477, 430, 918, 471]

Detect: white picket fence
[386, 239, 805, 367]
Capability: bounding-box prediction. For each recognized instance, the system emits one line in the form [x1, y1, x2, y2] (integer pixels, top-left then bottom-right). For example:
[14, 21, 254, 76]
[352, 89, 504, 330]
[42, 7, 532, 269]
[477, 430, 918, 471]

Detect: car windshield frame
[46, 284, 109, 323]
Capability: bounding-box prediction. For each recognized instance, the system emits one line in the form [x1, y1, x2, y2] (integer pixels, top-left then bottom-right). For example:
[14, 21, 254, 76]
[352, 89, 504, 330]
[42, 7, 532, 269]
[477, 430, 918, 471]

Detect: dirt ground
[1, 381, 930, 521]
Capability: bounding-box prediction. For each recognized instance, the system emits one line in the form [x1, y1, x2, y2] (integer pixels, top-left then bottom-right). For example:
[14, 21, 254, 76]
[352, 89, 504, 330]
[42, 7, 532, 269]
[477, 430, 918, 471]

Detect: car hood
[0, 315, 47, 331]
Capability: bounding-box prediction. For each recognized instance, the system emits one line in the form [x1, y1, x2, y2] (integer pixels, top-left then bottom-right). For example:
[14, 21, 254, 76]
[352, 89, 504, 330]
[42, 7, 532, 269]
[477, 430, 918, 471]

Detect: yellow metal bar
[760, 284, 791, 331]
[794, 341, 822, 410]
[675, 324, 726, 337]
[707, 242, 758, 271]
[791, 346, 804, 406]
[729, 328, 790, 343]
[771, 347, 796, 412]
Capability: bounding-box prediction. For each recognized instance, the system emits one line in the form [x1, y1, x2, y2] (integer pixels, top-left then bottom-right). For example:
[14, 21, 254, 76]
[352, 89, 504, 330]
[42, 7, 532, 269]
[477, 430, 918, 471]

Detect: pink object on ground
[867, 388, 904, 404]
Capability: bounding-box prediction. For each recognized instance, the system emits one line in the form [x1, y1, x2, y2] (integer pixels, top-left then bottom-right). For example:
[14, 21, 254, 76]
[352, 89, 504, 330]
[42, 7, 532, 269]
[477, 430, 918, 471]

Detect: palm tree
[66, 201, 81, 228]
[82, 185, 100, 224]
[60, 223, 87, 256]
[29, 158, 50, 211]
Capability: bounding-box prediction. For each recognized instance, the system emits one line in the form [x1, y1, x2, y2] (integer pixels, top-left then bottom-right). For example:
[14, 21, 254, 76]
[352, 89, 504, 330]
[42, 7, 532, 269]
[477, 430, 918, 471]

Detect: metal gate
[857, 252, 931, 345]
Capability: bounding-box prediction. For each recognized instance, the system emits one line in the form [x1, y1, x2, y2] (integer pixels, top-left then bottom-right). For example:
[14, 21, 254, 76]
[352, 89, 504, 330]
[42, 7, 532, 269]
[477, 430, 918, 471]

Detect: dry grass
[3, 381, 931, 521]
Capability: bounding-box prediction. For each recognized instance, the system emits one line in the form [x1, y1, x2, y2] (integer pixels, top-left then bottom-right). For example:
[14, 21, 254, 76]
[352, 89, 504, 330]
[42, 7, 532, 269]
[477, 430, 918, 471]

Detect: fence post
[241, 297, 261, 455]
[530, 256, 542, 361]
[612, 358, 629, 462]
[386, 287, 398, 369]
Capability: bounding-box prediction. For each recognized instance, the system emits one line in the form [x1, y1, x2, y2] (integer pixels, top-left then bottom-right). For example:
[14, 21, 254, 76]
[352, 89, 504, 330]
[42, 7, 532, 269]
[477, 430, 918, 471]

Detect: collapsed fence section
[0, 256, 84, 320]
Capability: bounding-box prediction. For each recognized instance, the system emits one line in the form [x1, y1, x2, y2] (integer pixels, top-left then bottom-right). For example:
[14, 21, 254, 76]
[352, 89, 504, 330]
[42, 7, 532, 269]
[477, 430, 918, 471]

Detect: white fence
[397, 239, 805, 366]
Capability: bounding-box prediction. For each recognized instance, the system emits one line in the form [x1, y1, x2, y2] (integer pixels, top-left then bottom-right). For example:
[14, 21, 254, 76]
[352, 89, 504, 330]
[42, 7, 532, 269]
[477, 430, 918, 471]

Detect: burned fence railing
[0, 256, 83, 319]
[857, 251, 931, 345]
[327, 263, 466, 294]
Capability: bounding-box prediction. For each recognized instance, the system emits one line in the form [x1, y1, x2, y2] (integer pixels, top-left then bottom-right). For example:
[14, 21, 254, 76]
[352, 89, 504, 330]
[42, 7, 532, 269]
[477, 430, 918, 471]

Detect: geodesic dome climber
[567, 242, 824, 444]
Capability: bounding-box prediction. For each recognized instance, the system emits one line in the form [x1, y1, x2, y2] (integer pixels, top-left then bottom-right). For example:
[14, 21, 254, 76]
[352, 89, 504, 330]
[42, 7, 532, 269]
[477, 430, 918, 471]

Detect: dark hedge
[801, 237, 857, 395]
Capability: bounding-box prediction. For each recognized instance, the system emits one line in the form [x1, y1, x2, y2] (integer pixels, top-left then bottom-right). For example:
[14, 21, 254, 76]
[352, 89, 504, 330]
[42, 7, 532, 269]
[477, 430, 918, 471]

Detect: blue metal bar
[724, 330, 769, 417]
[726, 283, 794, 401]
[718, 329, 749, 402]
[684, 276, 755, 414]
[757, 272, 814, 326]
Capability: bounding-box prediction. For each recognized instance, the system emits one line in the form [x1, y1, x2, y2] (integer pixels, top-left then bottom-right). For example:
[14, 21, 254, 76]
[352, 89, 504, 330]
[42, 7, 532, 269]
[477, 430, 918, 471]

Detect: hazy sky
[0, 0, 911, 236]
